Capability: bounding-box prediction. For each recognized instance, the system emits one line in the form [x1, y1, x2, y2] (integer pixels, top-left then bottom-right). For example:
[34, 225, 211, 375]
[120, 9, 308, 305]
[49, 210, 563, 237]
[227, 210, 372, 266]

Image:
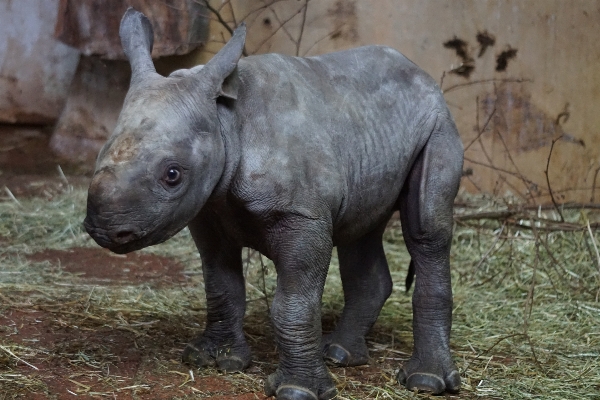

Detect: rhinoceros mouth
[85, 228, 151, 254]
[83, 217, 149, 254]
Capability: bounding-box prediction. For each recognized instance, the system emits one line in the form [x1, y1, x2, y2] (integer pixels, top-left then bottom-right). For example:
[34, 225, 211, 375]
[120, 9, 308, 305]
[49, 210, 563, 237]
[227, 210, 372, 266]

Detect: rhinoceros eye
[164, 165, 182, 186]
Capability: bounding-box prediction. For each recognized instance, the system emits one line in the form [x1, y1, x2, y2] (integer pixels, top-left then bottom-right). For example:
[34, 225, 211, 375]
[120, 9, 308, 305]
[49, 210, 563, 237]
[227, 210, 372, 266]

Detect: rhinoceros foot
[321, 334, 369, 367]
[265, 367, 336, 400]
[182, 336, 250, 372]
[397, 355, 460, 394]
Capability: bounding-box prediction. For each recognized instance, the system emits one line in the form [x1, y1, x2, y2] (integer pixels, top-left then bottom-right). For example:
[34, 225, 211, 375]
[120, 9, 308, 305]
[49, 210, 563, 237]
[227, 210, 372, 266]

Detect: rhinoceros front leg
[264, 217, 337, 400]
[323, 223, 393, 367]
[396, 117, 463, 394]
[182, 214, 251, 372]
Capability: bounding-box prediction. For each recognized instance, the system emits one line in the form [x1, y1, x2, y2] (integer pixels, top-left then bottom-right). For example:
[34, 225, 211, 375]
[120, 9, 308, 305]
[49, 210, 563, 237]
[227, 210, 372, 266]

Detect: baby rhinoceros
[84, 8, 463, 400]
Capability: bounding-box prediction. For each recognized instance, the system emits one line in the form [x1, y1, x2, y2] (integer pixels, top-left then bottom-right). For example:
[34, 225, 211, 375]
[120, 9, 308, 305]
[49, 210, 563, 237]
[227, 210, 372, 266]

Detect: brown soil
[0, 309, 270, 399]
[27, 248, 189, 286]
[0, 125, 91, 199]
[0, 303, 411, 399]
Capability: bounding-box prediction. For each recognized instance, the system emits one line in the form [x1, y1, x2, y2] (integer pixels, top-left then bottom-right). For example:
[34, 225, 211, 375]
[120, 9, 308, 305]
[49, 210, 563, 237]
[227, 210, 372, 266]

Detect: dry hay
[0, 187, 598, 399]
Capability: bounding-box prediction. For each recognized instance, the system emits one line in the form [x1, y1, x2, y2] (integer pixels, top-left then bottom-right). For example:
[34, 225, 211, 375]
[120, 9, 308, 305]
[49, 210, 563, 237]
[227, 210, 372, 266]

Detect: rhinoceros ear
[120, 8, 156, 84]
[203, 23, 246, 100]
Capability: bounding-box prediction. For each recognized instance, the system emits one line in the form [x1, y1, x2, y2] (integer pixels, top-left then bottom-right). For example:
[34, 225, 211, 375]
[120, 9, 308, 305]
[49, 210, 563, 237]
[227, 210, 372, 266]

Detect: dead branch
[251, 4, 305, 54]
[524, 223, 539, 333]
[464, 108, 496, 151]
[544, 136, 565, 222]
[590, 166, 600, 202]
[464, 157, 540, 189]
[521, 202, 600, 211]
[227, 0, 237, 26]
[473, 222, 506, 271]
[269, 7, 297, 44]
[494, 128, 539, 205]
[295, 0, 310, 56]
[238, 0, 291, 26]
[442, 77, 532, 94]
[200, 0, 233, 35]
[456, 216, 600, 232]
[586, 220, 600, 274]
[301, 27, 343, 57]
[198, 0, 248, 56]
[525, 224, 546, 372]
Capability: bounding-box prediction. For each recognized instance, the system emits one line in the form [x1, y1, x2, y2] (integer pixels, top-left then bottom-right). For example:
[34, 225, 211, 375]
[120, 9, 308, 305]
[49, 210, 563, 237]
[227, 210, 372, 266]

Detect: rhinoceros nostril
[115, 230, 135, 242]
[109, 228, 140, 244]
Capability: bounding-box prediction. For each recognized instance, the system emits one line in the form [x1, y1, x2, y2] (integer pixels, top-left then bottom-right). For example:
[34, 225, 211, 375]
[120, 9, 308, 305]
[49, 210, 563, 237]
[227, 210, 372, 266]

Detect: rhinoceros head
[84, 8, 245, 254]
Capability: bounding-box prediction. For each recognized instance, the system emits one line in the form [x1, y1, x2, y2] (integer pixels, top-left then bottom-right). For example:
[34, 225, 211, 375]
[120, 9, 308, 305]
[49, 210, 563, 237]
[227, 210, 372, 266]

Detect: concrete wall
[200, 0, 600, 203]
[4, 1, 597, 202]
[0, 0, 80, 124]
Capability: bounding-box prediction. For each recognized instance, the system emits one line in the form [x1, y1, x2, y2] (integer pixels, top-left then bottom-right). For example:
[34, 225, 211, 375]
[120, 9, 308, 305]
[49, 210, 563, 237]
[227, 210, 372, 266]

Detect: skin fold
[84, 8, 464, 400]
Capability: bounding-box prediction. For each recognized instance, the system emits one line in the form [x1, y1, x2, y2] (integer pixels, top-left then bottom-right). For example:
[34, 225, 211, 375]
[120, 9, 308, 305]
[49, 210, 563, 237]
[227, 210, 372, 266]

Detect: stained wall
[0, 0, 80, 124]
[199, 0, 600, 203]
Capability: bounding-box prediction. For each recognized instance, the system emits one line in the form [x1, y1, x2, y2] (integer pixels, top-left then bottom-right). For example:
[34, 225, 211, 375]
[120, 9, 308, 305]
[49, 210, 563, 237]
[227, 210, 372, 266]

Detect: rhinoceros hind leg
[323, 223, 392, 367]
[396, 115, 463, 394]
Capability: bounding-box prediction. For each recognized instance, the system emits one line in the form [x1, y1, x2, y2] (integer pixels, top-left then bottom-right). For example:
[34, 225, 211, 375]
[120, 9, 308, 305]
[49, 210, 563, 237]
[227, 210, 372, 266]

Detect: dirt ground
[0, 126, 432, 399]
[2, 125, 599, 399]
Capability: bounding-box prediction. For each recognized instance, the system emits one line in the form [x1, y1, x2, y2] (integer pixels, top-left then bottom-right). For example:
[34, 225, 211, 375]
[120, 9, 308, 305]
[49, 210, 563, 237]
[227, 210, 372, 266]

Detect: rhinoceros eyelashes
[163, 165, 183, 187]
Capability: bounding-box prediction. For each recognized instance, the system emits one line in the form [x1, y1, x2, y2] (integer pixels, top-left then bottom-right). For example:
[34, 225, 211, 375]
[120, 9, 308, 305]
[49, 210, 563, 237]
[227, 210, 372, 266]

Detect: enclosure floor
[1, 125, 598, 399]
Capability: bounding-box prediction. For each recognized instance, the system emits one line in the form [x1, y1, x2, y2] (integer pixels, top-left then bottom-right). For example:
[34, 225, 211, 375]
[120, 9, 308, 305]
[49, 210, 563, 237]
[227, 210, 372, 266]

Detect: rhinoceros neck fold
[210, 100, 242, 201]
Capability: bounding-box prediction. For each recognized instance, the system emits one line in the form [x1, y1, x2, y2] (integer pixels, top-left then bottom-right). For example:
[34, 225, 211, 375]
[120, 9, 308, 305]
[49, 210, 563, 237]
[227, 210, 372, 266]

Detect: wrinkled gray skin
[84, 8, 463, 400]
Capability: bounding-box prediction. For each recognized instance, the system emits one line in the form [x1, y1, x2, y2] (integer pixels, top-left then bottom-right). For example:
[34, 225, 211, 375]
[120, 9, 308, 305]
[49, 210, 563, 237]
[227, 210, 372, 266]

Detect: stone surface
[55, 0, 209, 59]
[50, 57, 131, 164]
[0, 0, 80, 124]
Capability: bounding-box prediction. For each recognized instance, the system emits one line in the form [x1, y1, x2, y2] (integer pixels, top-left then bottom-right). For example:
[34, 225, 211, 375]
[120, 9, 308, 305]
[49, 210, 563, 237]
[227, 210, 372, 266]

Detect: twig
[494, 128, 538, 205]
[521, 203, 600, 211]
[227, 0, 237, 27]
[473, 222, 506, 271]
[4, 186, 22, 207]
[586, 219, 600, 273]
[199, 0, 248, 56]
[442, 77, 532, 94]
[482, 333, 526, 355]
[0, 345, 39, 370]
[295, 0, 309, 56]
[461, 332, 526, 373]
[455, 210, 516, 221]
[524, 223, 539, 332]
[524, 224, 545, 372]
[251, 5, 305, 54]
[544, 136, 565, 222]
[301, 27, 343, 57]
[57, 165, 70, 187]
[536, 231, 577, 292]
[201, 0, 233, 35]
[269, 7, 297, 45]
[591, 166, 600, 202]
[237, 0, 290, 26]
[464, 108, 496, 151]
[439, 71, 446, 88]
[464, 157, 539, 188]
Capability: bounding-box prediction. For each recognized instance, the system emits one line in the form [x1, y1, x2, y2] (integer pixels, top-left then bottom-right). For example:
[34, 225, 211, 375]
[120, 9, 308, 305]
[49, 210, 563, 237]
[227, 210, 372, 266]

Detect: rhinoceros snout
[107, 225, 141, 244]
[83, 210, 143, 253]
